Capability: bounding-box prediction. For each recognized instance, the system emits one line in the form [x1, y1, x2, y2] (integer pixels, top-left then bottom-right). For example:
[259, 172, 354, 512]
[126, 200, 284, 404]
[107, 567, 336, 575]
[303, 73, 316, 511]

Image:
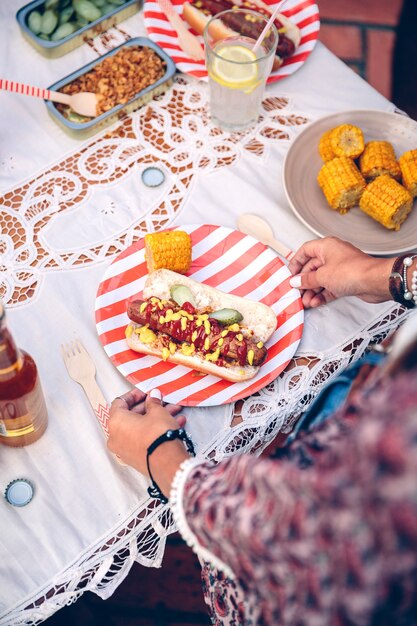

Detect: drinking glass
[203, 9, 278, 131]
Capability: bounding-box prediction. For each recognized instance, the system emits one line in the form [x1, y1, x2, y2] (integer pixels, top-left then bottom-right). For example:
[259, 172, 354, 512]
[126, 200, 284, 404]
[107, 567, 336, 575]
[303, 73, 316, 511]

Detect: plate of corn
[282, 110, 417, 254]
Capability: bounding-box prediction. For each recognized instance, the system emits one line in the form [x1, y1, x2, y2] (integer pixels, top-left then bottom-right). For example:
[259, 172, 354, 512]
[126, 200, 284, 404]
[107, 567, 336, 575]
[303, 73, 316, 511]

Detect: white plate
[143, 0, 320, 83]
[282, 110, 417, 255]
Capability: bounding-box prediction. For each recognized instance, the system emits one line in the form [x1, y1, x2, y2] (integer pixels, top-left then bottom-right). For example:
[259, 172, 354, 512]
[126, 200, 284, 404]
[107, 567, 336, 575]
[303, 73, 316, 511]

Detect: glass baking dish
[16, 0, 140, 58]
[45, 37, 176, 139]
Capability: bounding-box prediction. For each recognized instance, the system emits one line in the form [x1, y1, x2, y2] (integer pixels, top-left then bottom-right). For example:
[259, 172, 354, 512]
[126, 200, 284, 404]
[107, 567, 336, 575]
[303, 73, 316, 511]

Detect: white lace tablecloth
[0, 3, 408, 625]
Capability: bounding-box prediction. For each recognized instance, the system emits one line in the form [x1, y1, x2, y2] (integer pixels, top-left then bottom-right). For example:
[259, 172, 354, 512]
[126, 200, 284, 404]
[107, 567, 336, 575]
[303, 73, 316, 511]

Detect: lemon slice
[210, 44, 258, 90]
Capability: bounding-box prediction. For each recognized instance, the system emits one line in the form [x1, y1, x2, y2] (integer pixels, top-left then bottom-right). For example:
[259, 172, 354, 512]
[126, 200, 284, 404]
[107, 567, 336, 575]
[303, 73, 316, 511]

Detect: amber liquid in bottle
[0, 302, 48, 447]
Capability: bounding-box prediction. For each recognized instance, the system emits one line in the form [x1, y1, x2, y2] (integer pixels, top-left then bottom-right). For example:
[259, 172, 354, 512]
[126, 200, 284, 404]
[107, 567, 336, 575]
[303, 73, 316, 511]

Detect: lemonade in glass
[204, 9, 278, 131]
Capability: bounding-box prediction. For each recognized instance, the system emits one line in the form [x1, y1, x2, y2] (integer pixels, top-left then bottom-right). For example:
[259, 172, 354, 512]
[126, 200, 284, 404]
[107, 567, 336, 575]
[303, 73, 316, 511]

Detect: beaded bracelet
[389, 254, 417, 309]
[146, 428, 195, 504]
[412, 266, 417, 305]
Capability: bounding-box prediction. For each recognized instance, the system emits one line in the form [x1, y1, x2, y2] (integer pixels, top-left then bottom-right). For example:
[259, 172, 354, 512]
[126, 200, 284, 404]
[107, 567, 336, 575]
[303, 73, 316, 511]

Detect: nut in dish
[57, 45, 167, 120]
[45, 38, 176, 138]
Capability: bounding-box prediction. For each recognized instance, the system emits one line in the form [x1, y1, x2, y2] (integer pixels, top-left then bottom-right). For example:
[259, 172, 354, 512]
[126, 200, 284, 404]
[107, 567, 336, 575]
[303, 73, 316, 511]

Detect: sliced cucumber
[170, 284, 196, 307]
[209, 308, 243, 326]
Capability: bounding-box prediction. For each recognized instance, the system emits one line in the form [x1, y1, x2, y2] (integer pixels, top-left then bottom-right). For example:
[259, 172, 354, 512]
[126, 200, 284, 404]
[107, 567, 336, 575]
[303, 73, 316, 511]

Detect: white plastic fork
[157, 0, 205, 61]
[61, 339, 110, 437]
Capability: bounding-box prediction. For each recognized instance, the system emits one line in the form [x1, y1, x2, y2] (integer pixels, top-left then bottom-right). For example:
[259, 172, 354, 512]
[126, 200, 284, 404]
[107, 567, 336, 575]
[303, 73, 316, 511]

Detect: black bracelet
[146, 429, 195, 504]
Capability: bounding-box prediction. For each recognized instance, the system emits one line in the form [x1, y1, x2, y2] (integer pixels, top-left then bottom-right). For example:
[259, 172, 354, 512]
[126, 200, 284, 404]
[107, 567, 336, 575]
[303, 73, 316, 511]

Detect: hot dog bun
[182, 1, 301, 71]
[125, 269, 277, 382]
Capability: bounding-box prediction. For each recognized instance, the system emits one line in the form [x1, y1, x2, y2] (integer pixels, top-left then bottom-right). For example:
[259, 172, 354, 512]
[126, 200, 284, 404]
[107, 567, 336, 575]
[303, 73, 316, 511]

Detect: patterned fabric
[182, 368, 417, 625]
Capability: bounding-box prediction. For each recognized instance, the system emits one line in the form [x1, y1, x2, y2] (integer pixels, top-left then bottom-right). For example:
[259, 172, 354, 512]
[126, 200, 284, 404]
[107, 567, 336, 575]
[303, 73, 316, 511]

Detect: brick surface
[319, 23, 363, 60]
[367, 29, 397, 99]
[318, 0, 404, 27]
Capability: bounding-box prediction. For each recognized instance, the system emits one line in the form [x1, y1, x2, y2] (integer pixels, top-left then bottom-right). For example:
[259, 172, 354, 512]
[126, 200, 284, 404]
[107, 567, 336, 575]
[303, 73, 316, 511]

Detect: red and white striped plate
[144, 0, 320, 83]
[95, 225, 304, 406]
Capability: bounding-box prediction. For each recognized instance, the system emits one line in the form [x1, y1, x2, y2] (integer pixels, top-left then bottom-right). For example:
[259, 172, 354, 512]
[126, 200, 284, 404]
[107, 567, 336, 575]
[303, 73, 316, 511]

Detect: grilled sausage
[127, 299, 267, 367]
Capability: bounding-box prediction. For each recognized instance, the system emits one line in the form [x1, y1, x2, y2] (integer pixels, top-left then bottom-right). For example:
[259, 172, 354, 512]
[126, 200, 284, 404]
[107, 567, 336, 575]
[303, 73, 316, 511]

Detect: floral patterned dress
[172, 368, 417, 625]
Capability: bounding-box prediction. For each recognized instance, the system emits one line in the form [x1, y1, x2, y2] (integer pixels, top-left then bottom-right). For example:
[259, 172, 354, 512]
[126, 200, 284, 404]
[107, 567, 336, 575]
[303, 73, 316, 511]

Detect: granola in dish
[57, 45, 166, 119]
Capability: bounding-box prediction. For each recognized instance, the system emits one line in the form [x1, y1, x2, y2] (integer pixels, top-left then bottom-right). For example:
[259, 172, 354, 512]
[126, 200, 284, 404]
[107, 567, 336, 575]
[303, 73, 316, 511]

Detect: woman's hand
[108, 388, 191, 496]
[288, 236, 393, 308]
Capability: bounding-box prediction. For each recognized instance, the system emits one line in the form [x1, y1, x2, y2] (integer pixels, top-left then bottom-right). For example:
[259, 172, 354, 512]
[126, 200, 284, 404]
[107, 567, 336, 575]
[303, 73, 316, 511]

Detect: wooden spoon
[237, 213, 293, 261]
[0, 78, 98, 117]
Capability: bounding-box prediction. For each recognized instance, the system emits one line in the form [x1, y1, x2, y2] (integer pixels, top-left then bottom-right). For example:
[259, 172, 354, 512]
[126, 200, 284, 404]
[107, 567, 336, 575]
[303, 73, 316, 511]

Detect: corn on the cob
[317, 157, 366, 213]
[359, 141, 401, 181]
[329, 124, 365, 159]
[359, 174, 413, 230]
[145, 230, 192, 274]
[318, 129, 336, 162]
[399, 149, 417, 197]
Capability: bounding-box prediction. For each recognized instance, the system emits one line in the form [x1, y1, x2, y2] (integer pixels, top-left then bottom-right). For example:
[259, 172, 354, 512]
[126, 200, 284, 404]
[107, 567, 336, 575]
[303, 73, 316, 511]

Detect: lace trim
[1, 73, 308, 307]
[198, 304, 409, 463]
[2, 497, 175, 626]
[170, 458, 235, 580]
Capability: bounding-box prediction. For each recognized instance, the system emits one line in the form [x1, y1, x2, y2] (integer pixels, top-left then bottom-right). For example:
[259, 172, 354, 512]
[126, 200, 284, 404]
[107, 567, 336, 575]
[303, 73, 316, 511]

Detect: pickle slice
[209, 308, 243, 326]
[170, 284, 196, 307]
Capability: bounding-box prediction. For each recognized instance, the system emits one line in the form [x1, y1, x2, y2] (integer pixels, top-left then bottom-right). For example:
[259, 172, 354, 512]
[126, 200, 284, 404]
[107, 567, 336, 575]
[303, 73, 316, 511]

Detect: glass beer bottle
[0, 301, 48, 447]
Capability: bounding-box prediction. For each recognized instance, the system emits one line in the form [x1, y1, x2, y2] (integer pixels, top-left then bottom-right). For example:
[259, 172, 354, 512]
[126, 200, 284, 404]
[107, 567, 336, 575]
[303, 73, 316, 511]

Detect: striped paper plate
[95, 225, 304, 406]
[143, 0, 320, 83]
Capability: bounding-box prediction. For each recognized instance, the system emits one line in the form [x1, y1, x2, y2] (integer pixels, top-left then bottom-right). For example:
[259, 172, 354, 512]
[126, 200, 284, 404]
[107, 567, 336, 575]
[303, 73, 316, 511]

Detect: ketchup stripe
[104, 305, 303, 405]
[226, 342, 299, 404]
[128, 311, 302, 403]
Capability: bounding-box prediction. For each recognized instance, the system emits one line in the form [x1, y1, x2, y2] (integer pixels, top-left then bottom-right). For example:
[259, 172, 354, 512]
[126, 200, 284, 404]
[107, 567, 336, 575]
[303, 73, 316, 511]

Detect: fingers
[145, 388, 163, 409]
[301, 288, 335, 308]
[112, 388, 183, 417]
[112, 388, 146, 410]
[176, 415, 187, 428]
[288, 239, 324, 275]
[145, 389, 187, 426]
[290, 269, 323, 291]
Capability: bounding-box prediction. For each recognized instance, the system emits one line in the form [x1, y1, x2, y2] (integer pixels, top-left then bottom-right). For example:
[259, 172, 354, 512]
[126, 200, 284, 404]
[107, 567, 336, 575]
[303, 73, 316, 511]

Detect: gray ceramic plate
[282, 110, 417, 255]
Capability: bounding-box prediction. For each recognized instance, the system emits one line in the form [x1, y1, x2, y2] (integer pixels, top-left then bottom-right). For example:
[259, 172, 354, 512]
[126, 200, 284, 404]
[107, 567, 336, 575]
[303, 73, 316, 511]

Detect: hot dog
[182, 0, 301, 71]
[125, 269, 277, 382]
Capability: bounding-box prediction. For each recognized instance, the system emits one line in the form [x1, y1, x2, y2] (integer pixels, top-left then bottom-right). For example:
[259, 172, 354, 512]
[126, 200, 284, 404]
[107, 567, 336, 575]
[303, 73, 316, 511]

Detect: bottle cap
[4, 478, 34, 507]
[141, 167, 166, 188]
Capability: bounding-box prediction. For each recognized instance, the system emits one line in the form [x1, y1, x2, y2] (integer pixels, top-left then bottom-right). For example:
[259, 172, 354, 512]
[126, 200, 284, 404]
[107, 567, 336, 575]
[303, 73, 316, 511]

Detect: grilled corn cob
[329, 124, 365, 159]
[359, 174, 413, 230]
[399, 149, 417, 197]
[318, 129, 336, 162]
[145, 230, 192, 274]
[359, 141, 401, 181]
[317, 157, 366, 213]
